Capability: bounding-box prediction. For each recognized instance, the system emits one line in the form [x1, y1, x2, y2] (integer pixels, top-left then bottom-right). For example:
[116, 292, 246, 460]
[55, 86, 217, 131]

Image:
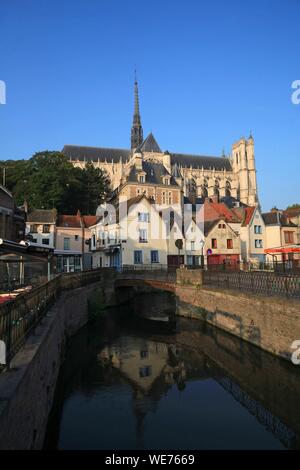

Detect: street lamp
[199, 239, 205, 269]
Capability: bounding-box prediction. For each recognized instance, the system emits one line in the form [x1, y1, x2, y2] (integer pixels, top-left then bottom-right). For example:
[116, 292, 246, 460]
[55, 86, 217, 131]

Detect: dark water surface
[44, 300, 300, 450]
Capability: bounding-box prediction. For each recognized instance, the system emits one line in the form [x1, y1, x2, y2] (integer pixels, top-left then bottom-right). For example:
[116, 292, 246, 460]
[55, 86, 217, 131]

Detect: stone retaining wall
[0, 281, 109, 450]
[175, 284, 300, 361]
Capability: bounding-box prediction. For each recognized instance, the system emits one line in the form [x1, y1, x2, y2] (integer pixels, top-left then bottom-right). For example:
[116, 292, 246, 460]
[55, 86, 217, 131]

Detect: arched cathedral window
[225, 181, 231, 197]
[202, 186, 208, 198]
[201, 179, 208, 198]
[214, 179, 220, 198]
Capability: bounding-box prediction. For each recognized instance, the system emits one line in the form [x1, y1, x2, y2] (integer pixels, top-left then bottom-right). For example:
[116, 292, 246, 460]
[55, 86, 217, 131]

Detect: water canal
[44, 293, 300, 450]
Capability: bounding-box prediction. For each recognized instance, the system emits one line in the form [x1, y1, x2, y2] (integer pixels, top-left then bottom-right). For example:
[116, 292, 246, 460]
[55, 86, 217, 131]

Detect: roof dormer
[137, 170, 146, 183]
[162, 174, 171, 185]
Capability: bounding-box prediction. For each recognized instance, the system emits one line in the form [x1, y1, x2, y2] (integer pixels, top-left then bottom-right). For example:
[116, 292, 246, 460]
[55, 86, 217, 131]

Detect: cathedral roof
[63, 144, 232, 171]
[138, 133, 162, 153]
[62, 145, 130, 163]
[171, 153, 232, 171]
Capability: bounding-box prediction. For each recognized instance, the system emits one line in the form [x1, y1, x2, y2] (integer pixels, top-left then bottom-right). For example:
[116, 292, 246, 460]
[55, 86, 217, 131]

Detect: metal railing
[204, 270, 300, 298]
[118, 265, 177, 282]
[0, 268, 108, 371]
[122, 264, 173, 271]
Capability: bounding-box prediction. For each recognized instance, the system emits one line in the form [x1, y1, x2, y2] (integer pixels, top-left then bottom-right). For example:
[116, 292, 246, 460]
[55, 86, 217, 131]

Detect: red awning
[264, 246, 300, 254]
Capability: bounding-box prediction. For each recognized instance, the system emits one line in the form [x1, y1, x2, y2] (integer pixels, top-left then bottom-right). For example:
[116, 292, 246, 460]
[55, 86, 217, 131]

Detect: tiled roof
[62, 144, 233, 171]
[262, 211, 297, 227]
[27, 209, 57, 223]
[82, 216, 98, 227]
[171, 153, 232, 171]
[139, 133, 161, 153]
[57, 214, 81, 228]
[241, 207, 255, 226]
[57, 212, 97, 228]
[207, 201, 242, 223]
[63, 145, 130, 163]
[204, 219, 220, 236]
[284, 208, 300, 218]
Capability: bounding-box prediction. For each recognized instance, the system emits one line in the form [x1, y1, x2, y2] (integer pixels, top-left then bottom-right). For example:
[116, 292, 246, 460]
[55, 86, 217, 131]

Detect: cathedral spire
[131, 72, 143, 150]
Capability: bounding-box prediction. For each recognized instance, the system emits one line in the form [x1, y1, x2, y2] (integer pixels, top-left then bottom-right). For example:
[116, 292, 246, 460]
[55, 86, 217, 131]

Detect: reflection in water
[44, 301, 300, 450]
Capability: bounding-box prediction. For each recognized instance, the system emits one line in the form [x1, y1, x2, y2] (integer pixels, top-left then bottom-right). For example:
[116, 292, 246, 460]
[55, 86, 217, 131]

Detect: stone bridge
[114, 268, 300, 362]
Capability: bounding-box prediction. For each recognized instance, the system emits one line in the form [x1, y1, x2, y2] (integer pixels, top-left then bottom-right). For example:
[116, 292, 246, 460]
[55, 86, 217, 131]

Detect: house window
[151, 250, 159, 263]
[139, 229, 148, 243]
[42, 224, 50, 233]
[32, 238, 37, 243]
[255, 239, 263, 248]
[164, 178, 170, 185]
[139, 175, 145, 183]
[212, 238, 217, 249]
[138, 212, 150, 222]
[75, 234, 79, 241]
[191, 241, 195, 251]
[168, 192, 172, 204]
[227, 239, 233, 249]
[162, 191, 166, 204]
[140, 350, 148, 359]
[137, 188, 141, 195]
[284, 231, 294, 244]
[139, 366, 152, 378]
[254, 225, 262, 234]
[187, 255, 193, 265]
[64, 238, 70, 250]
[134, 250, 143, 264]
[30, 224, 38, 233]
[74, 256, 81, 270]
[42, 238, 49, 245]
[57, 256, 63, 272]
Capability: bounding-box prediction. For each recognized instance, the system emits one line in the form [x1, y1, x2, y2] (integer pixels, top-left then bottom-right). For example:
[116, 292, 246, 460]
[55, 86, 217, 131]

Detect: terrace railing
[0, 268, 108, 371]
[203, 270, 300, 299]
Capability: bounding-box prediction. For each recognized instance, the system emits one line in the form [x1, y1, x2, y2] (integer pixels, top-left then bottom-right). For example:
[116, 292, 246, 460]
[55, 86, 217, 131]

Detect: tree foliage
[0, 151, 110, 214]
[286, 203, 300, 210]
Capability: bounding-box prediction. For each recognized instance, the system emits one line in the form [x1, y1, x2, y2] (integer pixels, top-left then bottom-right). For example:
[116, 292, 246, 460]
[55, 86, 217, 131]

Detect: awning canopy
[0, 238, 53, 262]
[264, 245, 300, 254]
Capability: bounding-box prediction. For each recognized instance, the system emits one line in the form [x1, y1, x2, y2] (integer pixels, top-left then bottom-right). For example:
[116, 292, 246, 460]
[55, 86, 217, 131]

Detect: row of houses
[24, 197, 300, 273]
[1, 179, 299, 274]
[89, 195, 299, 271]
[25, 209, 96, 273]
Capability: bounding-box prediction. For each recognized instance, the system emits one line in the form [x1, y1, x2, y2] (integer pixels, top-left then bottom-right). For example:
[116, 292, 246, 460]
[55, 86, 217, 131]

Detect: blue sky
[0, 0, 299, 211]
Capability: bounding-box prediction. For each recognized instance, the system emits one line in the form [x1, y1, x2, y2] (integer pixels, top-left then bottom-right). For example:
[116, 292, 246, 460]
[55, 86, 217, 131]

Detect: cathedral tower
[131, 75, 143, 151]
[232, 134, 258, 206]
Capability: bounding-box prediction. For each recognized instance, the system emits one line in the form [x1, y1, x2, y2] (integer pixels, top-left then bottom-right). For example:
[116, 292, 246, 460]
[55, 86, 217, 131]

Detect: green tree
[0, 151, 110, 214]
[80, 161, 110, 214]
[286, 203, 300, 210]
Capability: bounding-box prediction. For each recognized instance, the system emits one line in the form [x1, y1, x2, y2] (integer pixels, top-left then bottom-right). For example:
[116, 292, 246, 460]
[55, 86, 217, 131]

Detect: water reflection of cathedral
[98, 337, 187, 394]
[97, 333, 300, 449]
